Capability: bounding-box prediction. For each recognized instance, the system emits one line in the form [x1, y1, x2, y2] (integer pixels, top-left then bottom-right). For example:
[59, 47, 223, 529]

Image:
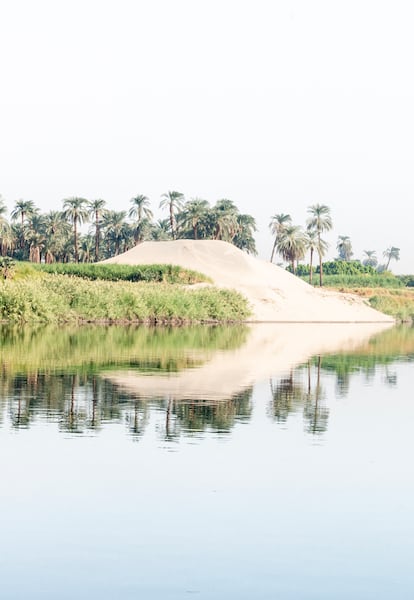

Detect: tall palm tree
[11, 199, 37, 227]
[62, 197, 89, 263]
[362, 250, 378, 268]
[11, 199, 38, 254]
[88, 199, 107, 261]
[102, 210, 128, 255]
[336, 235, 353, 261]
[159, 191, 185, 240]
[306, 204, 332, 286]
[179, 198, 209, 239]
[269, 214, 292, 263]
[383, 246, 400, 271]
[129, 195, 153, 243]
[44, 211, 70, 263]
[276, 225, 306, 274]
[233, 213, 257, 254]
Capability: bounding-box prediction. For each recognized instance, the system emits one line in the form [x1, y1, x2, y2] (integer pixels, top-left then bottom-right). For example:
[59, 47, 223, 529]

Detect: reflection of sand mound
[105, 322, 392, 401]
[103, 240, 393, 323]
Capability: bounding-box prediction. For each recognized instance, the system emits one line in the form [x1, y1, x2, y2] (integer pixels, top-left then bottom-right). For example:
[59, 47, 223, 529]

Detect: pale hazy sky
[1, 0, 413, 272]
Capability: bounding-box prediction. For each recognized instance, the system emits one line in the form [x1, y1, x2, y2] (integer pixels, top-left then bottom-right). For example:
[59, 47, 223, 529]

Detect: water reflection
[1, 322, 413, 440]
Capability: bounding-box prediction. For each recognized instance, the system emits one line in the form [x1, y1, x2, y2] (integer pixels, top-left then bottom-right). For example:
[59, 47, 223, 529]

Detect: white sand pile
[105, 322, 393, 401]
[103, 239, 393, 323]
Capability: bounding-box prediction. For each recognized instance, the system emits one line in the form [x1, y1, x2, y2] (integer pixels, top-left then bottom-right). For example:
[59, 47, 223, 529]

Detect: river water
[0, 324, 413, 599]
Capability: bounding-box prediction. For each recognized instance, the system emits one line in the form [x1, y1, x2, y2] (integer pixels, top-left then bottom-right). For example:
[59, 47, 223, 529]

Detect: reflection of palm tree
[303, 356, 329, 435]
[269, 371, 306, 422]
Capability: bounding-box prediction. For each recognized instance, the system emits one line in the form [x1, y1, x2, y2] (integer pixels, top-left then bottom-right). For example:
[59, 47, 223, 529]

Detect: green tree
[306, 204, 332, 286]
[62, 197, 89, 263]
[276, 225, 306, 274]
[11, 199, 38, 256]
[102, 210, 128, 255]
[179, 198, 210, 239]
[336, 235, 353, 261]
[233, 213, 257, 254]
[383, 246, 400, 271]
[362, 250, 378, 268]
[269, 213, 292, 263]
[129, 195, 153, 243]
[88, 199, 107, 261]
[160, 191, 185, 240]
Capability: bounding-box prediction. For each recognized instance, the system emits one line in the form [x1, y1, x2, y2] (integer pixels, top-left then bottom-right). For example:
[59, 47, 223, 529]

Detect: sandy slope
[103, 239, 393, 323]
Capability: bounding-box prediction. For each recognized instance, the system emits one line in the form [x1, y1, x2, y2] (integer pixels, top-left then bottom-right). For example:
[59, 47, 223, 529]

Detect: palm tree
[336, 235, 353, 261]
[159, 191, 185, 240]
[233, 213, 257, 254]
[11, 199, 37, 227]
[102, 210, 128, 255]
[88, 199, 107, 261]
[383, 246, 400, 271]
[304, 228, 318, 284]
[44, 211, 70, 263]
[11, 199, 38, 254]
[276, 225, 306, 274]
[179, 198, 209, 239]
[362, 250, 378, 268]
[269, 214, 292, 263]
[306, 204, 332, 286]
[62, 197, 89, 262]
[129, 195, 153, 243]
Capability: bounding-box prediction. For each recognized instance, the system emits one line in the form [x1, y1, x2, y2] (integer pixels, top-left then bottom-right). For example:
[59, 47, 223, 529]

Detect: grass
[28, 262, 212, 284]
[0, 274, 251, 324]
[330, 286, 414, 322]
[307, 274, 404, 288]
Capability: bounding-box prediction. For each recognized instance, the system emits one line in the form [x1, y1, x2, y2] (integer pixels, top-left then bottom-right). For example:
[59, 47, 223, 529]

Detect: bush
[30, 262, 211, 284]
[0, 274, 250, 323]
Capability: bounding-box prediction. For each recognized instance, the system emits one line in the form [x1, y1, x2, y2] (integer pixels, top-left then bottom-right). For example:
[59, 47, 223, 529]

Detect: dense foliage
[31, 262, 211, 284]
[0, 194, 257, 264]
[0, 274, 251, 323]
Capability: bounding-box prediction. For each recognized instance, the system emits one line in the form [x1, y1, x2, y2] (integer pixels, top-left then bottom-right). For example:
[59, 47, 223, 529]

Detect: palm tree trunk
[270, 237, 277, 262]
[95, 211, 99, 262]
[309, 248, 313, 284]
[170, 205, 175, 239]
[319, 253, 323, 286]
[74, 219, 78, 263]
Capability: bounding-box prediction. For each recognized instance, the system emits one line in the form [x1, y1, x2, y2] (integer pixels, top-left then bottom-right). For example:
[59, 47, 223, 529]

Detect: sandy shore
[103, 239, 394, 323]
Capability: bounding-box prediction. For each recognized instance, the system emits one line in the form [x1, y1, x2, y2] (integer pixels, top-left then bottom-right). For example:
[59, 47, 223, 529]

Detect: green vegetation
[30, 262, 212, 284]
[0, 193, 257, 264]
[0, 274, 251, 324]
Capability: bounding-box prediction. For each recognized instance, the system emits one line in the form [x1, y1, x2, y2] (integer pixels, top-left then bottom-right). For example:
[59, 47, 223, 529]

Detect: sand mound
[102, 240, 393, 323]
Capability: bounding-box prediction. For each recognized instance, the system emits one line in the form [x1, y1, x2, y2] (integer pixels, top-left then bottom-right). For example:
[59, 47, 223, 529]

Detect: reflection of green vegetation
[315, 325, 414, 376]
[0, 324, 248, 375]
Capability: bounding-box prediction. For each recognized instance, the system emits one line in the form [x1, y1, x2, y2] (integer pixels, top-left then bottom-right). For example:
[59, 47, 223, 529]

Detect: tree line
[0, 192, 257, 263]
[269, 204, 400, 285]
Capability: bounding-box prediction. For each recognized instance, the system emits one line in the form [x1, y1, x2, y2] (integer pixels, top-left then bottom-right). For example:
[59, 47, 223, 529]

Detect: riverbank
[104, 240, 394, 323]
[332, 287, 414, 323]
[0, 274, 250, 323]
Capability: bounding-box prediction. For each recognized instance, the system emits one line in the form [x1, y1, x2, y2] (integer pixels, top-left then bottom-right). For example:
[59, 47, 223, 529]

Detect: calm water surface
[0, 324, 413, 599]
